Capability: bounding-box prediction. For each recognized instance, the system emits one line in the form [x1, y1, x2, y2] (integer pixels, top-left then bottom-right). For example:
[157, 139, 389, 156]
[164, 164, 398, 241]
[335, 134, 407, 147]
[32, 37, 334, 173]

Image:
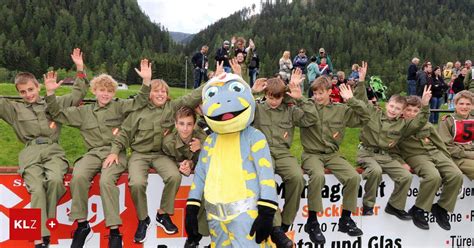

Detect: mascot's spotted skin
[187, 73, 278, 247]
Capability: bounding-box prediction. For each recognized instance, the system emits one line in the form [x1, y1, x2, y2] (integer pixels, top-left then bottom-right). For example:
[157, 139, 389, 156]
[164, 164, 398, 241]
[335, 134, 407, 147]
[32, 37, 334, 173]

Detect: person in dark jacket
[428, 66, 448, 124]
[248, 48, 260, 87]
[191, 45, 209, 88]
[215, 41, 231, 72]
[407, 57, 420, 95]
[416, 62, 432, 96]
[452, 67, 467, 94]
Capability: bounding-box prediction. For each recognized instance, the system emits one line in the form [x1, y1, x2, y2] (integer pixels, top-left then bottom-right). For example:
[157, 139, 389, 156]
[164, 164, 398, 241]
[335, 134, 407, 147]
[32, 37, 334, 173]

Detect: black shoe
[156, 213, 178, 234]
[385, 203, 411, 220]
[362, 206, 374, 216]
[408, 206, 429, 230]
[134, 216, 151, 243]
[35, 243, 46, 248]
[431, 203, 451, 231]
[184, 239, 200, 248]
[270, 227, 293, 248]
[71, 223, 92, 248]
[338, 216, 363, 236]
[108, 233, 122, 248]
[304, 221, 326, 245]
[43, 236, 50, 247]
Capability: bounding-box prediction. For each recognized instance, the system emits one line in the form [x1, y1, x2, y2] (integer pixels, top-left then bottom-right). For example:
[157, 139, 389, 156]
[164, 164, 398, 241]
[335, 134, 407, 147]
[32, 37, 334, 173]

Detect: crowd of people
[406, 58, 474, 123]
[1, 42, 473, 248]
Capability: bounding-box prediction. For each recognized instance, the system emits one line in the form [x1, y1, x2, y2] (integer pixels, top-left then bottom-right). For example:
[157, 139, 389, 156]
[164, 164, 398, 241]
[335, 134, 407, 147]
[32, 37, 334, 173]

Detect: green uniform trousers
[128, 151, 182, 220]
[271, 154, 305, 227]
[359, 148, 412, 210]
[406, 152, 463, 212]
[69, 146, 127, 227]
[19, 143, 68, 237]
[453, 157, 474, 180]
[302, 152, 360, 213]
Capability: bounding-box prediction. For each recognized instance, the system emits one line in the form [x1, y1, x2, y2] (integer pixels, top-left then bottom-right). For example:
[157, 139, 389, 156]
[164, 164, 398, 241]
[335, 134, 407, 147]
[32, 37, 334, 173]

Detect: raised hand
[102, 154, 119, 169]
[248, 39, 255, 50]
[231, 36, 237, 45]
[358, 61, 368, 82]
[230, 58, 242, 76]
[339, 83, 354, 101]
[287, 79, 303, 99]
[44, 71, 62, 96]
[290, 68, 305, 86]
[134, 58, 152, 86]
[252, 78, 267, 93]
[421, 84, 432, 106]
[189, 138, 201, 153]
[215, 61, 224, 78]
[70, 48, 84, 71]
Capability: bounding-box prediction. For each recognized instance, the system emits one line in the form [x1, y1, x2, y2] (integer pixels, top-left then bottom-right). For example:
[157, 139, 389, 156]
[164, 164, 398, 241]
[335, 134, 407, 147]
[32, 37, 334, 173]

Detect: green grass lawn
[0, 82, 445, 166]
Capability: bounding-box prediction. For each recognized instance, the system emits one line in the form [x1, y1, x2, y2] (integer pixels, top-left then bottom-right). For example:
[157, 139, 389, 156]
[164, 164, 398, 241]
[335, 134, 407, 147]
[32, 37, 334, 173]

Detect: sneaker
[385, 203, 411, 220]
[108, 233, 122, 248]
[156, 213, 178, 234]
[184, 239, 200, 248]
[134, 216, 151, 243]
[362, 206, 374, 216]
[71, 222, 92, 248]
[304, 221, 326, 245]
[338, 216, 363, 236]
[408, 206, 429, 230]
[270, 227, 293, 248]
[431, 203, 451, 230]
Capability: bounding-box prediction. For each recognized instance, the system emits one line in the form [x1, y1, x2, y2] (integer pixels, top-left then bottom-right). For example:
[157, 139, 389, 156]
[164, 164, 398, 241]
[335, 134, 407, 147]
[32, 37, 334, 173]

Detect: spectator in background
[349, 64, 360, 81]
[318, 57, 331, 76]
[464, 60, 474, 93]
[316, 48, 333, 73]
[329, 76, 342, 103]
[231, 36, 247, 58]
[443, 62, 454, 104]
[465, 60, 472, 70]
[191, 45, 209, 88]
[293, 48, 309, 91]
[307, 56, 320, 97]
[452, 67, 467, 94]
[416, 62, 432, 96]
[279, 51, 293, 83]
[428, 66, 448, 124]
[453, 61, 462, 76]
[447, 74, 456, 110]
[248, 48, 260, 87]
[336, 71, 347, 86]
[215, 40, 231, 73]
[407, 57, 420, 95]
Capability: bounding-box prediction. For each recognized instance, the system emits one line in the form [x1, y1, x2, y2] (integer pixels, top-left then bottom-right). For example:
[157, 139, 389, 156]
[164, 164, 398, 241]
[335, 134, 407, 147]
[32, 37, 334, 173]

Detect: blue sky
[137, 0, 261, 34]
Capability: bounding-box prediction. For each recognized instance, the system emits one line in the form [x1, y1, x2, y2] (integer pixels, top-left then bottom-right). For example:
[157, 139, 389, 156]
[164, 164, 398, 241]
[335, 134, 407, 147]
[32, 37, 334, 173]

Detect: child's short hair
[310, 76, 332, 92]
[15, 72, 39, 89]
[175, 106, 196, 123]
[405, 95, 422, 108]
[337, 71, 345, 78]
[150, 79, 171, 100]
[454, 90, 474, 105]
[445, 62, 453, 69]
[352, 64, 360, 70]
[388, 95, 407, 108]
[90, 74, 118, 91]
[264, 78, 286, 98]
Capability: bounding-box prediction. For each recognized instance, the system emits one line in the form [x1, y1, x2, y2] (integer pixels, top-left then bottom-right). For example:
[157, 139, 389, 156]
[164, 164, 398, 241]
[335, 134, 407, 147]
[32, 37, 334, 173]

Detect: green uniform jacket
[46, 84, 150, 150]
[0, 77, 88, 144]
[253, 97, 316, 155]
[438, 113, 474, 159]
[358, 80, 430, 150]
[301, 97, 370, 154]
[391, 123, 450, 164]
[162, 128, 207, 167]
[110, 86, 203, 155]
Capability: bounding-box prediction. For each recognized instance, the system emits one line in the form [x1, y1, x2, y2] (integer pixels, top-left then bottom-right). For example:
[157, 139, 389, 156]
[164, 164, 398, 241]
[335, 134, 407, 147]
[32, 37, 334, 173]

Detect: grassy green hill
[0, 82, 360, 166]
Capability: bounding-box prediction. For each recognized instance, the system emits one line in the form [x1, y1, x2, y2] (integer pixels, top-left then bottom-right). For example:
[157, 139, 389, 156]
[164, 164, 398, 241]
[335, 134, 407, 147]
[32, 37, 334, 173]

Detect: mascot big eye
[185, 73, 278, 247]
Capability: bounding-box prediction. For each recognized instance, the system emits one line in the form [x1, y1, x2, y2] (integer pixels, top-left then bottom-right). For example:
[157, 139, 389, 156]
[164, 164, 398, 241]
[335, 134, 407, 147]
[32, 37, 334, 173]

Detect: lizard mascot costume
[185, 73, 278, 247]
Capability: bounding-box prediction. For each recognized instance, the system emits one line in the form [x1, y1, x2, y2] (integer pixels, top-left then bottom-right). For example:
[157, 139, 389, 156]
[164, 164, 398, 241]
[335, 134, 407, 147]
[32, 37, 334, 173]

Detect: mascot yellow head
[201, 73, 254, 134]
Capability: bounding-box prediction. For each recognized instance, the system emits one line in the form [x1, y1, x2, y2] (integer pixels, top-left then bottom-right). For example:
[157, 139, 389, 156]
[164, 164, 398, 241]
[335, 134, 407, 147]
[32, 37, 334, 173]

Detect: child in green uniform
[104, 78, 203, 244]
[0, 48, 88, 247]
[391, 96, 463, 230]
[301, 75, 370, 245]
[251, 68, 314, 248]
[357, 62, 432, 221]
[438, 90, 474, 180]
[45, 59, 152, 248]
